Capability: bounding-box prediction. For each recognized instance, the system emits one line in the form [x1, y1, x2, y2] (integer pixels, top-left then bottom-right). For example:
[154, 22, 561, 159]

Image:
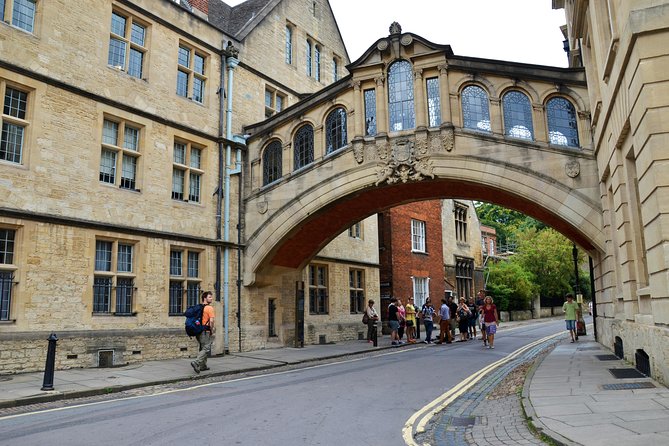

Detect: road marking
[402, 330, 565, 446]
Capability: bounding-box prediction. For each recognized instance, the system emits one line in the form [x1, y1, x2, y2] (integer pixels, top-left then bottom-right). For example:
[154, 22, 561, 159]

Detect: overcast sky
[222, 0, 569, 67]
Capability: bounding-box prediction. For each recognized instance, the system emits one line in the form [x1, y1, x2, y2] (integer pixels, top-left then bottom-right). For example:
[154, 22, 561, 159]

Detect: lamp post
[572, 244, 586, 337]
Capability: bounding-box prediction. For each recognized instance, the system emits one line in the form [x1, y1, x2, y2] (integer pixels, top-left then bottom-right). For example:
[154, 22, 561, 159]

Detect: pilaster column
[489, 97, 503, 135]
[577, 110, 592, 149]
[413, 68, 427, 129]
[533, 103, 547, 142]
[438, 64, 452, 124]
[375, 75, 388, 135]
[352, 80, 363, 138]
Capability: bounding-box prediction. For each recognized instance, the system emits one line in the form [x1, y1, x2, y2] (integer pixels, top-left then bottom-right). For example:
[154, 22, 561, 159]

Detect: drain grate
[579, 347, 603, 351]
[609, 368, 647, 379]
[596, 355, 620, 361]
[602, 382, 655, 391]
[450, 417, 476, 427]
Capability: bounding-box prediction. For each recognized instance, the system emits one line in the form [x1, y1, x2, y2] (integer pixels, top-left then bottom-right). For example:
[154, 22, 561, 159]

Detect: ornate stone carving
[377, 40, 389, 51]
[257, 200, 268, 214]
[352, 139, 364, 164]
[442, 127, 454, 152]
[400, 34, 413, 46]
[389, 22, 402, 35]
[376, 138, 389, 161]
[566, 160, 580, 178]
[375, 139, 434, 185]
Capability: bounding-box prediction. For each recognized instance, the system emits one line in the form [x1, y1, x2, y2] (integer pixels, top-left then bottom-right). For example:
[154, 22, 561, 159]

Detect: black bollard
[41, 333, 58, 391]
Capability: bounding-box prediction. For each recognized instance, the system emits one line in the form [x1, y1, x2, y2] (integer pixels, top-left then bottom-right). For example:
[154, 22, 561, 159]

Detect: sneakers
[190, 361, 200, 374]
[486, 345, 491, 349]
[391, 341, 398, 345]
[201, 366, 210, 371]
[491, 346, 495, 349]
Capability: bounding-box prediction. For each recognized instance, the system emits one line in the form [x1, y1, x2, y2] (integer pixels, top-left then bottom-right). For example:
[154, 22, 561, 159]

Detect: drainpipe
[223, 42, 240, 354]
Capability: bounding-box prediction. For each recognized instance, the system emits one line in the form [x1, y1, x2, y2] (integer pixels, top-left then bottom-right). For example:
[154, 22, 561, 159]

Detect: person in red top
[482, 296, 499, 349]
[191, 291, 215, 374]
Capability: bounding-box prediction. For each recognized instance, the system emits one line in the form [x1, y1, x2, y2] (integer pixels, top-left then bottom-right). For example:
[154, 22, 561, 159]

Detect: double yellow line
[402, 330, 564, 445]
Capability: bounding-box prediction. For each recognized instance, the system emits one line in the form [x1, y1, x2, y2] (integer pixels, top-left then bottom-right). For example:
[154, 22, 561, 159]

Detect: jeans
[423, 320, 434, 342]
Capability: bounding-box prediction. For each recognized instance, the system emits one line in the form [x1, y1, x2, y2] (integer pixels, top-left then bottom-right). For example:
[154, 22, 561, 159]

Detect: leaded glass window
[115, 278, 134, 315]
[11, 0, 36, 33]
[95, 241, 113, 271]
[462, 85, 491, 132]
[325, 108, 347, 154]
[306, 40, 312, 77]
[426, 77, 441, 128]
[263, 140, 282, 186]
[293, 125, 314, 170]
[364, 89, 377, 136]
[1, 87, 28, 164]
[547, 97, 579, 147]
[388, 60, 415, 131]
[315, 45, 321, 82]
[285, 26, 293, 64]
[503, 91, 534, 140]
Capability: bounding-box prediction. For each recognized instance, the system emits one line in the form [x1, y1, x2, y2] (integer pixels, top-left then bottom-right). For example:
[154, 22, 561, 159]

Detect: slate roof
[208, 0, 277, 40]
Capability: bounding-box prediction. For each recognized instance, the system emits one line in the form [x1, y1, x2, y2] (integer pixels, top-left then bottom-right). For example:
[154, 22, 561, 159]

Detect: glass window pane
[189, 172, 201, 202]
[178, 46, 190, 67]
[0, 0, 5, 21]
[176, 70, 188, 97]
[325, 108, 347, 154]
[111, 12, 126, 37]
[364, 89, 377, 136]
[108, 38, 126, 69]
[4, 88, 27, 119]
[102, 120, 118, 146]
[285, 26, 292, 64]
[547, 97, 579, 147]
[1, 122, 24, 164]
[99, 149, 116, 184]
[263, 140, 282, 186]
[293, 125, 314, 170]
[95, 241, 112, 271]
[388, 60, 415, 131]
[173, 142, 186, 164]
[117, 244, 133, 273]
[306, 40, 312, 76]
[194, 54, 205, 75]
[128, 48, 143, 78]
[93, 277, 112, 313]
[315, 46, 321, 82]
[124, 126, 139, 151]
[503, 91, 534, 140]
[276, 95, 283, 112]
[12, 0, 36, 33]
[170, 250, 182, 276]
[116, 278, 134, 315]
[172, 169, 184, 200]
[187, 252, 199, 278]
[190, 147, 201, 169]
[0, 271, 13, 321]
[169, 281, 183, 315]
[0, 229, 15, 264]
[130, 22, 145, 46]
[192, 77, 204, 103]
[120, 155, 137, 189]
[462, 85, 491, 132]
[426, 77, 441, 128]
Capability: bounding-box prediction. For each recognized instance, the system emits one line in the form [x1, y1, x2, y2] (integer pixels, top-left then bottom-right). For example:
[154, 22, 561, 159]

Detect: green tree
[475, 202, 545, 249]
[485, 260, 537, 311]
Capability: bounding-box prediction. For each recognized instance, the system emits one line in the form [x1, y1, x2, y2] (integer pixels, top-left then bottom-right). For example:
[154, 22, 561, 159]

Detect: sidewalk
[1, 322, 667, 446]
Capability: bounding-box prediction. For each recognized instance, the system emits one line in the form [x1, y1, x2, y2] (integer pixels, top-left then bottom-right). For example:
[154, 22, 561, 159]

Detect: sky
[222, 0, 569, 67]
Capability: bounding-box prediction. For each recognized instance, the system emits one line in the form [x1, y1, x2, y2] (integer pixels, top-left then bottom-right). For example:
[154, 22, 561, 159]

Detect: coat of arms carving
[375, 139, 434, 185]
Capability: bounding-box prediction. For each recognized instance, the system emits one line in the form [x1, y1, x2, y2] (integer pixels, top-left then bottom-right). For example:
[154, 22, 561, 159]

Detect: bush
[486, 261, 537, 311]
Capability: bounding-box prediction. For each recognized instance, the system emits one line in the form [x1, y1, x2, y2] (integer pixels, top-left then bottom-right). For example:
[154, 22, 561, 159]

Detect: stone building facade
[556, 0, 669, 383]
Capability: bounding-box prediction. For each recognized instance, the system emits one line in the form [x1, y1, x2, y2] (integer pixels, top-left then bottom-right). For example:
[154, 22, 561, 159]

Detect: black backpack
[184, 304, 205, 337]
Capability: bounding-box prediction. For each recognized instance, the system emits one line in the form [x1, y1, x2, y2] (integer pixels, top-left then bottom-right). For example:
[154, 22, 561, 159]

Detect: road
[0, 319, 566, 446]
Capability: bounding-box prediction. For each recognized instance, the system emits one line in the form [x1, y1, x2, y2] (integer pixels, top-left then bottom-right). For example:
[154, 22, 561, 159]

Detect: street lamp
[572, 244, 585, 337]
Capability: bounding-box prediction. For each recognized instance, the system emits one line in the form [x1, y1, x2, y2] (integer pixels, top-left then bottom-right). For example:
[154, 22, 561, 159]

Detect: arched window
[388, 60, 415, 131]
[503, 90, 534, 140]
[325, 108, 347, 154]
[262, 140, 282, 186]
[293, 124, 314, 170]
[546, 97, 579, 147]
[461, 85, 491, 132]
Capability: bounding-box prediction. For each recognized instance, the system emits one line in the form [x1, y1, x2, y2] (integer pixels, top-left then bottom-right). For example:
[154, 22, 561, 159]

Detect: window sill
[0, 319, 17, 324]
[92, 312, 138, 317]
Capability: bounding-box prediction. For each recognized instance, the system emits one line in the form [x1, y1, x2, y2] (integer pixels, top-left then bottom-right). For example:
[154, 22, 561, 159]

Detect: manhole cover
[602, 382, 656, 390]
[450, 417, 476, 427]
[609, 368, 647, 379]
[596, 355, 620, 361]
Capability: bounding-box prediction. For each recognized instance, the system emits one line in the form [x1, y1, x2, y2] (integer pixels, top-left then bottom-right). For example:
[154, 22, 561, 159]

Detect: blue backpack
[184, 304, 205, 337]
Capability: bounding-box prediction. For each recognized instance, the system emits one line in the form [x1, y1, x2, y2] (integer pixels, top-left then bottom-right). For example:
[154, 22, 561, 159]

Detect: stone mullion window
[364, 88, 377, 136]
[285, 24, 293, 64]
[172, 139, 204, 203]
[348, 222, 362, 239]
[455, 257, 474, 300]
[93, 239, 136, 315]
[99, 117, 142, 191]
[308, 264, 328, 315]
[546, 97, 580, 147]
[0, 228, 17, 322]
[426, 77, 441, 128]
[169, 248, 201, 315]
[293, 124, 314, 170]
[1, 0, 36, 33]
[177, 43, 208, 104]
[264, 87, 286, 118]
[108, 10, 148, 79]
[1, 83, 29, 165]
[349, 269, 365, 313]
[454, 203, 468, 243]
[388, 60, 415, 132]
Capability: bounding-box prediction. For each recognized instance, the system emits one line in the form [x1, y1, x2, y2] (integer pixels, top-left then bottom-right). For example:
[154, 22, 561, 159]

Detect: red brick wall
[379, 200, 446, 307]
[189, 0, 208, 14]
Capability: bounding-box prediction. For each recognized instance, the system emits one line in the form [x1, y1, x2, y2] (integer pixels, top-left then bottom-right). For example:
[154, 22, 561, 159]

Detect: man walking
[437, 298, 452, 344]
[191, 291, 215, 373]
[388, 297, 401, 345]
[563, 293, 578, 343]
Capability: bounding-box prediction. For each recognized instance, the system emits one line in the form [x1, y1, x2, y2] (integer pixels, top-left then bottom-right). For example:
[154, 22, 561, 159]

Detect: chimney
[189, 0, 209, 15]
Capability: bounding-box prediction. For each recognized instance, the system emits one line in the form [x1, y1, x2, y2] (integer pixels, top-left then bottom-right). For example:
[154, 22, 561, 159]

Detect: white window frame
[411, 219, 426, 253]
[99, 116, 142, 191]
[108, 9, 148, 79]
[0, 81, 30, 165]
[412, 276, 429, 309]
[1, 0, 37, 34]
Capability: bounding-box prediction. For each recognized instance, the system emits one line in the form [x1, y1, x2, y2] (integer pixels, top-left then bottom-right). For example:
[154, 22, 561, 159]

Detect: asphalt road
[0, 319, 566, 446]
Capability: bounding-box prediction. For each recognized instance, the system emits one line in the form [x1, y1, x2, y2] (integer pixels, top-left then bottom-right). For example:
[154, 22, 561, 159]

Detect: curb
[521, 340, 581, 446]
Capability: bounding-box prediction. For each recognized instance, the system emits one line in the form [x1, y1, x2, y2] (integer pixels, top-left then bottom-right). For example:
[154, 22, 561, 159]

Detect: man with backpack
[191, 291, 215, 374]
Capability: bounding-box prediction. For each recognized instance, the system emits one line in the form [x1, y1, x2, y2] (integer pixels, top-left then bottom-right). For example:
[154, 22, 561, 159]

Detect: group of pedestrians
[365, 290, 500, 348]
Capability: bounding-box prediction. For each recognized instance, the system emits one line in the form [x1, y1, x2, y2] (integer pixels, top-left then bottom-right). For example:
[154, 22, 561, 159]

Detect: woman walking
[420, 298, 435, 344]
[456, 297, 471, 342]
[365, 299, 379, 343]
[482, 296, 499, 349]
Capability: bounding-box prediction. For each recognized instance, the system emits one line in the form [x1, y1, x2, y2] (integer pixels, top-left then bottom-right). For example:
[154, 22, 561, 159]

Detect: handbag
[362, 312, 369, 324]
